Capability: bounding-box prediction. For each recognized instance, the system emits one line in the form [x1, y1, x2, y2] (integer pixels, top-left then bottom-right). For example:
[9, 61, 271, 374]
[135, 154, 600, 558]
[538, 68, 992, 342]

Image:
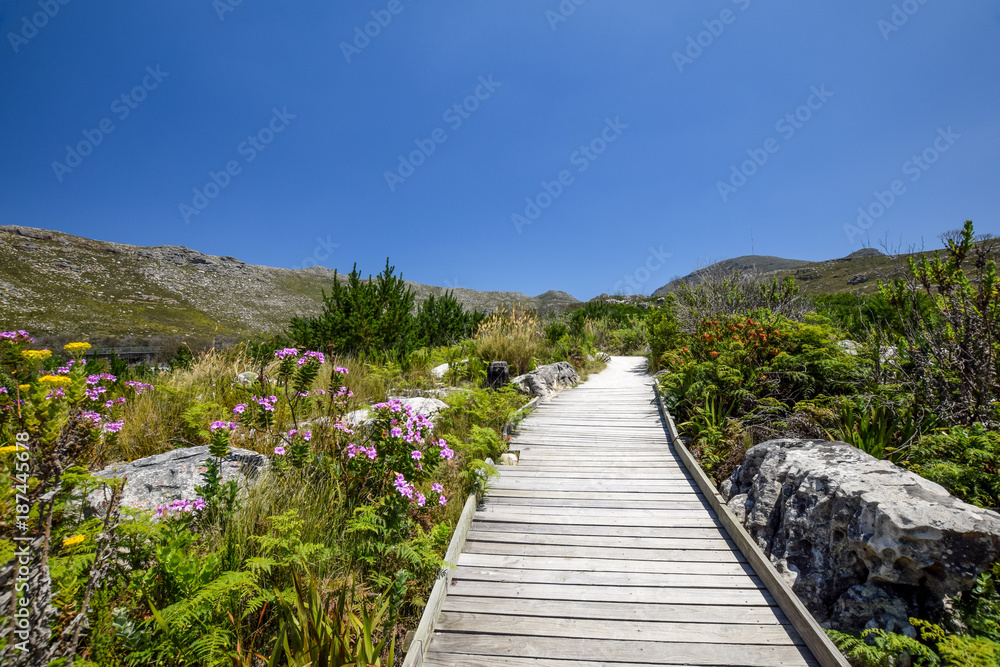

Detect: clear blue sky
[2, 1, 998, 299]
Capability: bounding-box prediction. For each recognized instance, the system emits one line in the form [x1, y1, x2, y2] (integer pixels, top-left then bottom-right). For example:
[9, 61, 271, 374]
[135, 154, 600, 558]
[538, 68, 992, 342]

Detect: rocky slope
[0, 226, 579, 343]
[652, 247, 937, 297]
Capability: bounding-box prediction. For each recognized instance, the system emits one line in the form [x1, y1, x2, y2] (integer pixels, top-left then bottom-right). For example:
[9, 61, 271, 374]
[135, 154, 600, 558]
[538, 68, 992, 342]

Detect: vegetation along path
[420, 356, 820, 666]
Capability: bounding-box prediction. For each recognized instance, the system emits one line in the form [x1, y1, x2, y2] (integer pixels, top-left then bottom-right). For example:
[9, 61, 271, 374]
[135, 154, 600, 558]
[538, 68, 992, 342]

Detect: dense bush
[288, 260, 417, 359]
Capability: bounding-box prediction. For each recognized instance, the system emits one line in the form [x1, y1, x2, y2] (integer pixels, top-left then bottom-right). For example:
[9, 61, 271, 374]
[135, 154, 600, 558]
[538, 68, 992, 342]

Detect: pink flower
[411, 450, 422, 460]
[0, 388, 7, 394]
[346, 443, 358, 458]
[302, 431, 312, 441]
[365, 446, 377, 460]
[334, 366, 349, 375]
[103, 419, 124, 433]
[86, 375, 102, 385]
[233, 403, 246, 414]
[193, 497, 206, 511]
[274, 348, 299, 359]
[416, 493, 426, 507]
[45, 387, 66, 400]
[431, 483, 443, 493]
[274, 446, 287, 455]
[80, 411, 102, 425]
[210, 420, 236, 431]
[439, 495, 447, 507]
[390, 427, 403, 438]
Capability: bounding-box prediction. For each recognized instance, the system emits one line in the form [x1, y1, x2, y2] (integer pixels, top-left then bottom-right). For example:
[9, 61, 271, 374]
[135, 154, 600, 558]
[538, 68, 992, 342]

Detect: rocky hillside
[0, 226, 579, 344]
[652, 247, 961, 297]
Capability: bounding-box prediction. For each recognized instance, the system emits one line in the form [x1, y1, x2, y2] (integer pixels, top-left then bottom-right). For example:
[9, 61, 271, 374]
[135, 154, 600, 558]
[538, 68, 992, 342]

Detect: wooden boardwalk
[421, 356, 819, 667]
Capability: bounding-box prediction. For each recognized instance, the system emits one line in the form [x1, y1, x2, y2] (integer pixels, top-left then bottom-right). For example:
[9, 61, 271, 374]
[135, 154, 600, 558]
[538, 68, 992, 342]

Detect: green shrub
[905, 424, 1000, 511]
[288, 260, 416, 359]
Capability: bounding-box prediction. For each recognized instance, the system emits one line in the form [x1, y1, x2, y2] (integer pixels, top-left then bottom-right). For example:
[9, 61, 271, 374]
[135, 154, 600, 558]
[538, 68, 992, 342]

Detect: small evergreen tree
[288, 259, 416, 358]
[416, 291, 479, 348]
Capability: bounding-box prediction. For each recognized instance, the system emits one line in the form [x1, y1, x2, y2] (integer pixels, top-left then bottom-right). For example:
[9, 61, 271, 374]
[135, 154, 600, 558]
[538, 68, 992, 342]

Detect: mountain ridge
[0, 225, 580, 344]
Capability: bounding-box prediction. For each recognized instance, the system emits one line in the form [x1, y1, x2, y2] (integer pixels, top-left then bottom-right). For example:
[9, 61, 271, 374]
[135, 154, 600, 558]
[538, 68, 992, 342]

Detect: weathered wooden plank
[426, 634, 816, 666]
[462, 541, 744, 563]
[440, 595, 791, 625]
[451, 565, 764, 590]
[465, 529, 735, 551]
[447, 580, 775, 606]
[472, 510, 721, 528]
[468, 521, 728, 540]
[436, 611, 803, 645]
[457, 552, 752, 575]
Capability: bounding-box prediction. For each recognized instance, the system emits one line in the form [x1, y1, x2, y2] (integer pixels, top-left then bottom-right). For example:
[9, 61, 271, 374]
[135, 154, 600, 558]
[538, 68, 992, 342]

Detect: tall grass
[473, 304, 547, 376]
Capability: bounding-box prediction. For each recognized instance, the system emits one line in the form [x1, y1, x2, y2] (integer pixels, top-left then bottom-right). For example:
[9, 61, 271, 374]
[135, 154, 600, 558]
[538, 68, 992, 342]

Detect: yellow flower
[18, 384, 30, 393]
[39, 375, 71, 387]
[62, 534, 85, 548]
[0, 445, 17, 455]
[64, 342, 91, 358]
[21, 350, 52, 362]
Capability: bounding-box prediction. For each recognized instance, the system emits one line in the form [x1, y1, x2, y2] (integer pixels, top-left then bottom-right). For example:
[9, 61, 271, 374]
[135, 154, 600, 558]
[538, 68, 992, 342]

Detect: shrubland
[649, 221, 1000, 665]
[5, 224, 999, 665]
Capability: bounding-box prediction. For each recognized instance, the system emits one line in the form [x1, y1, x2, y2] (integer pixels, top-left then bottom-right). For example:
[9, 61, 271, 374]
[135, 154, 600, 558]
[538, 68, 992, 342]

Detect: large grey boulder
[720, 439, 1000, 635]
[87, 446, 267, 515]
[510, 361, 578, 400]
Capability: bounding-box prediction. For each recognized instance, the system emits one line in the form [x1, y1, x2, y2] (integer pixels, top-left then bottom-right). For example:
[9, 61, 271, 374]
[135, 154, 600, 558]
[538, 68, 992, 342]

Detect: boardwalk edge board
[403, 396, 542, 666]
[652, 383, 851, 667]
[402, 493, 478, 667]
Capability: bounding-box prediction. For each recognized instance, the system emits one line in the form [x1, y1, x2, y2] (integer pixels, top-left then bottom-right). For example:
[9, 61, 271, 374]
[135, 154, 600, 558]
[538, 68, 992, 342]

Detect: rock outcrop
[87, 446, 267, 515]
[510, 361, 578, 399]
[720, 438, 1000, 635]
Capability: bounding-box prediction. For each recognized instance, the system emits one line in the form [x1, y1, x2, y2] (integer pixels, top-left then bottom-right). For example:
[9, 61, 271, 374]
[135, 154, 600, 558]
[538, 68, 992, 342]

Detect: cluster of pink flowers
[298, 350, 325, 366]
[80, 411, 102, 425]
[103, 420, 124, 433]
[274, 348, 299, 360]
[155, 497, 206, 518]
[252, 395, 278, 412]
[45, 387, 66, 400]
[334, 366, 349, 375]
[274, 446, 286, 455]
[435, 438, 455, 460]
[56, 359, 78, 374]
[0, 388, 7, 395]
[0, 330, 33, 343]
[105, 397, 127, 409]
[233, 403, 247, 415]
[376, 399, 434, 445]
[346, 443, 377, 460]
[287, 428, 312, 441]
[124, 381, 154, 394]
[86, 373, 116, 385]
[393, 474, 446, 507]
[210, 420, 238, 431]
[84, 386, 108, 401]
[334, 420, 355, 435]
